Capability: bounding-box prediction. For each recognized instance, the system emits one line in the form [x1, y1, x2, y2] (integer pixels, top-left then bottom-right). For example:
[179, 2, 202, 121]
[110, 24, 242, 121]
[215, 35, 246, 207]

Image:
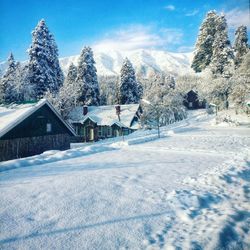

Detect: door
[115, 129, 120, 137]
[89, 128, 94, 141]
[86, 126, 95, 141]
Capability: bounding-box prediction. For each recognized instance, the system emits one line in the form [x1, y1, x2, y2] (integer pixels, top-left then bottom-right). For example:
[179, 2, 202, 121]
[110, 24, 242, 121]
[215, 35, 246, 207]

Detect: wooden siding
[0, 134, 72, 162]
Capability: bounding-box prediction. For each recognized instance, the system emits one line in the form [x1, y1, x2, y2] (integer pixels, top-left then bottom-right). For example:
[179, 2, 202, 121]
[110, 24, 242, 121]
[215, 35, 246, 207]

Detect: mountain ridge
[0, 49, 194, 77]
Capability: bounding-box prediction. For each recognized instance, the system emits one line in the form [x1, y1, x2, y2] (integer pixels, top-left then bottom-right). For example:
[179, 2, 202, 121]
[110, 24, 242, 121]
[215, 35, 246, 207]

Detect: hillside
[0, 49, 193, 77]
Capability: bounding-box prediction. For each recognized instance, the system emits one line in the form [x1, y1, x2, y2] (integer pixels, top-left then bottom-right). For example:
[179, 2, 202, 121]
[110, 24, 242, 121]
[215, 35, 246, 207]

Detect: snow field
[0, 110, 249, 249]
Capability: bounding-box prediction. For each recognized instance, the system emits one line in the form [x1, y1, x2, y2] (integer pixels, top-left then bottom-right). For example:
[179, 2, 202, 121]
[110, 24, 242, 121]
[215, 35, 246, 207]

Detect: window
[123, 128, 129, 135]
[46, 123, 52, 132]
[107, 127, 112, 137]
[74, 125, 79, 135]
[98, 126, 102, 137]
[80, 127, 85, 136]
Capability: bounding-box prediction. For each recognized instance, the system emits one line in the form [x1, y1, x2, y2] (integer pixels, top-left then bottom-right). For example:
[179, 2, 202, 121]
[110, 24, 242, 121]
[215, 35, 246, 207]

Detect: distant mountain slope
[60, 49, 194, 77]
[0, 49, 194, 77]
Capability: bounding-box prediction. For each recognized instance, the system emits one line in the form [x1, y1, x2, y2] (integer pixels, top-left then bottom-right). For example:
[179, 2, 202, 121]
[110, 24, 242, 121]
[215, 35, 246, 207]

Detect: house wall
[111, 124, 122, 137]
[73, 122, 135, 142]
[0, 134, 71, 162]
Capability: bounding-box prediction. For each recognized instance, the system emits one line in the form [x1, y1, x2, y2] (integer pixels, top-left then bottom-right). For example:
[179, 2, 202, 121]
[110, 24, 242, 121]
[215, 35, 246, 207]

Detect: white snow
[0, 110, 249, 249]
[210, 109, 250, 127]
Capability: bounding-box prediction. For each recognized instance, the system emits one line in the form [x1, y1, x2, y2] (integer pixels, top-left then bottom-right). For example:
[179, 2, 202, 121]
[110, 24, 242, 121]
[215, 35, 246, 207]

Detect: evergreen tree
[210, 15, 234, 76]
[76, 46, 100, 105]
[119, 58, 140, 104]
[230, 51, 250, 113]
[99, 75, 120, 105]
[62, 63, 79, 110]
[1, 53, 18, 103]
[234, 26, 249, 68]
[65, 63, 78, 86]
[28, 19, 64, 99]
[191, 11, 219, 72]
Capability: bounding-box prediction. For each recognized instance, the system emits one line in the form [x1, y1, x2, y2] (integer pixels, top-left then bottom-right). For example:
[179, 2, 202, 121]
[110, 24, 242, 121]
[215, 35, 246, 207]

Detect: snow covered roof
[68, 104, 140, 128]
[0, 99, 76, 138]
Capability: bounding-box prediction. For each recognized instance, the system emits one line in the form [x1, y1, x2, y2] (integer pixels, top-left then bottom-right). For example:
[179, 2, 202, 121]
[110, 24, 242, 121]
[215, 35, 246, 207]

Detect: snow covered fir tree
[28, 19, 64, 99]
[119, 58, 141, 104]
[1, 53, 18, 104]
[209, 14, 234, 76]
[191, 11, 219, 73]
[234, 25, 249, 68]
[45, 62, 79, 118]
[76, 46, 100, 105]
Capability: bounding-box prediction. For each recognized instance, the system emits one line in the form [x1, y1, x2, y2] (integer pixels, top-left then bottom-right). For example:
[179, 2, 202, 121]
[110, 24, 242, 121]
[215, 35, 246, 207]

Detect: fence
[0, 134, 72, 162]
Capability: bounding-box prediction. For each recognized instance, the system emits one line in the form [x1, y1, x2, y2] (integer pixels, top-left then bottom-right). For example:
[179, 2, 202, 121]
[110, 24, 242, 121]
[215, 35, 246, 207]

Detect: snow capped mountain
[60, 49, 194, 77]
[0, 49, 194, 77]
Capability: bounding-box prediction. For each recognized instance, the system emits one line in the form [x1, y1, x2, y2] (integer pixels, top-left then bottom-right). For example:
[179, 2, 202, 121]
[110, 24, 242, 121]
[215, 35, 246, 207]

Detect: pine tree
[28, 19, 64, 99]
[65, 63, 78, 86]
[99, 75, 120, 105]
[119, 58, 140, 104]
[191, 11, 219, 72]
[76, 46, 100, 105]
[62, 63, 79, 110]
[210, 15, 234, 76]
[234, 26, 249, 68]
[230, 51, 250, 113]
[1, 53, 18, 103]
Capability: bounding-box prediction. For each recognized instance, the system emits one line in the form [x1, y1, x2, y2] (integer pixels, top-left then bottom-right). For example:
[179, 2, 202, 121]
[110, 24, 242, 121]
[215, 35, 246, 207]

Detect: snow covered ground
[0, 110, 250, 249]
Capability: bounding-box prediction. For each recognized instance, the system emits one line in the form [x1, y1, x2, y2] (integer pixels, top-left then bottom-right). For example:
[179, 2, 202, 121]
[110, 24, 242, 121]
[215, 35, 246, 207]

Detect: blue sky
[0, 0, 249, 61]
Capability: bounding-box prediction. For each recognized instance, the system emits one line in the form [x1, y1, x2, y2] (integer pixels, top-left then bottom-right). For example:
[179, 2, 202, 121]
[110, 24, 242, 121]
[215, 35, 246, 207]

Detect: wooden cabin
[0, 99, 76, 161]
[183, 90, 206, 109]
[68, 104, 141, 142]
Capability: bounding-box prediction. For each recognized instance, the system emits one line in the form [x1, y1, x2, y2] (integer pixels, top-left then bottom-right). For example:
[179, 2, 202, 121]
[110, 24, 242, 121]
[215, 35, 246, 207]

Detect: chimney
[83, 105, 88, 116]
[115, 105, 121, 115]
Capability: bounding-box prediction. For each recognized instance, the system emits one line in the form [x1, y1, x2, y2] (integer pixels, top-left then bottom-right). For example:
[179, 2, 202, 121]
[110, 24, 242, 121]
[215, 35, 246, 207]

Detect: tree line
[0, 11, 249, 127]
[188, 10, 249, 113]
[0, 20, 142, 116]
